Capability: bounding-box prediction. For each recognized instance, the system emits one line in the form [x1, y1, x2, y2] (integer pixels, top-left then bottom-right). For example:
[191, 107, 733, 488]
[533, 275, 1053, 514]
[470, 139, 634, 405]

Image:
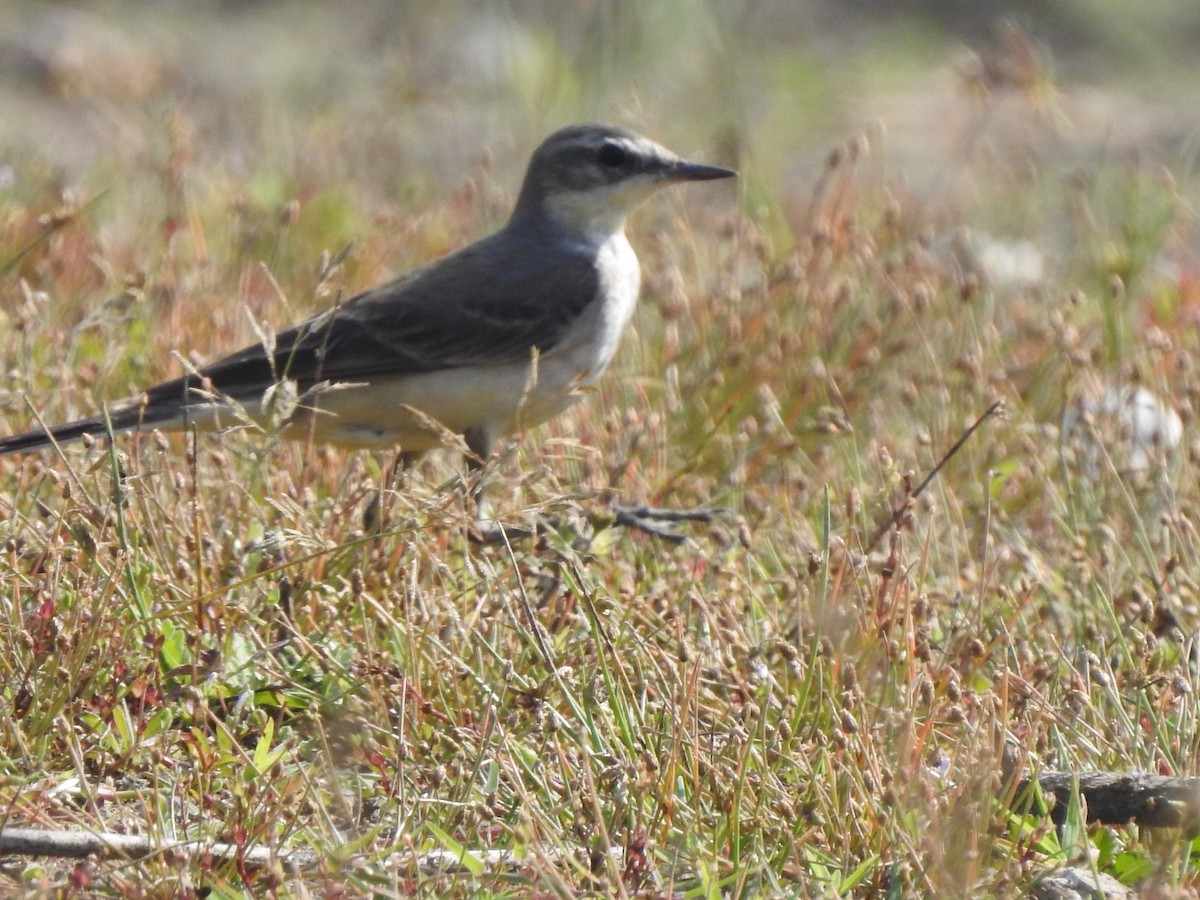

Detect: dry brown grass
[4, 4, 1200, 897]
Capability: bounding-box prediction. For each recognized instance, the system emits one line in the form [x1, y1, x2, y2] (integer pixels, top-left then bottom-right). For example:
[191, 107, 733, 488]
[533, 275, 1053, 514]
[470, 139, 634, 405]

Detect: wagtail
[0, 123, 735, 518]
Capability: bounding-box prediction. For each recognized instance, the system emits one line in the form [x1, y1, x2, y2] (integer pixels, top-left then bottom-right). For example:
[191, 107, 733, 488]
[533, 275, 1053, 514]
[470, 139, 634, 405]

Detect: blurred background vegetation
[3, 0, 1198, 209]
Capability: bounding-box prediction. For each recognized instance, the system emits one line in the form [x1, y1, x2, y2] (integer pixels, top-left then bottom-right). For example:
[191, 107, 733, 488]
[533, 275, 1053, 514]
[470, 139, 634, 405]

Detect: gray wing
[0, 229, 603, 455]
[141, 230, 603, 409]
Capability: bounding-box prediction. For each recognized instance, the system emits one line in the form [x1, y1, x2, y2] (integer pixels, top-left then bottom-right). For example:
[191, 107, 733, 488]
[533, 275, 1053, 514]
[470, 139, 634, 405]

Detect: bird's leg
[463, 426, 492, 526]
[464, 427, 503, 543]
[362, 451, 418, 534]
[390, 451, 418, 489]
[463, 427, 536, 544]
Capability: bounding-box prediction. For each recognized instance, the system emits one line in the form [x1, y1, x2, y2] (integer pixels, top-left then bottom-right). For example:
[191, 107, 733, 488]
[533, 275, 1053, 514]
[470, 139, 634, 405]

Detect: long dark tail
[0, 367, 222, 456]
[0, 327, 321, 457]
[0, 401, 184, 457]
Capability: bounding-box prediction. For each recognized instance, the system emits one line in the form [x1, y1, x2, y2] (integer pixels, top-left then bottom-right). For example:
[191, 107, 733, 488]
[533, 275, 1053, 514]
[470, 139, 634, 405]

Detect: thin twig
[611, 504, 725, 543]
[0, 826, 618, 876]
[0, 191, 109, 281]
[864, 400, 1004, 555]
[0, 827, 314, 873]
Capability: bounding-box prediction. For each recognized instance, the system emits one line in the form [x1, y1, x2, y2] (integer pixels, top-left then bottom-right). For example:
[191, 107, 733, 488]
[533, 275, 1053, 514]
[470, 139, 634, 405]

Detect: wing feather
[142, 230, 602, 410]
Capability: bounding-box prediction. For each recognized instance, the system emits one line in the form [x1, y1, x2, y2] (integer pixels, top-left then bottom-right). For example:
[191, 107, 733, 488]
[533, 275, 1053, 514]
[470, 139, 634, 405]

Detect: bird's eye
[597, 142, 630, 168]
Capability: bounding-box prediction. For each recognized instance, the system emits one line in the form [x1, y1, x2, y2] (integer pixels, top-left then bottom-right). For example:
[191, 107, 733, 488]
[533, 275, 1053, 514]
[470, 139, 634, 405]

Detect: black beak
[668, 159, 738, 182]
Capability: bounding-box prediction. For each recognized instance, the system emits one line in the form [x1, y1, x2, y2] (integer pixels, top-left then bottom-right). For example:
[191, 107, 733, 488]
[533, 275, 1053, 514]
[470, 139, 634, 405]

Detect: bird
[0, 123, 736, 525]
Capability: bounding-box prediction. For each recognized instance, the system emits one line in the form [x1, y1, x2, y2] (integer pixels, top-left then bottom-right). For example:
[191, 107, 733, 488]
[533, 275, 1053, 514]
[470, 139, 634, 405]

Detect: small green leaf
[159, 622, 188, 672]
[425, 822, 484, 877]
[252, 717, 276, 774]
[1112, 850, 1155, 885]
[112, 701, 134, 755]
[1094, 827, 1118, 868]
[839, 853, 880, 891]
[1061, 778, 1087, 860]
[481, 759, 500, 795]
[142, 707, 173, 740]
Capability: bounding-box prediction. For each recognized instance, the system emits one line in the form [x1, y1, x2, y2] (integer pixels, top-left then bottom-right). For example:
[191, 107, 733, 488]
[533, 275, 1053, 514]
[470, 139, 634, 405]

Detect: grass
[4, 3, 1200, 897]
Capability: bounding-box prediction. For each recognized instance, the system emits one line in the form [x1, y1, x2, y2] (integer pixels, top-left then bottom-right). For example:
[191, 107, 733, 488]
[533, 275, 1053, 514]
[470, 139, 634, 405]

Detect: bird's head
[511, 124, 736, 243]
